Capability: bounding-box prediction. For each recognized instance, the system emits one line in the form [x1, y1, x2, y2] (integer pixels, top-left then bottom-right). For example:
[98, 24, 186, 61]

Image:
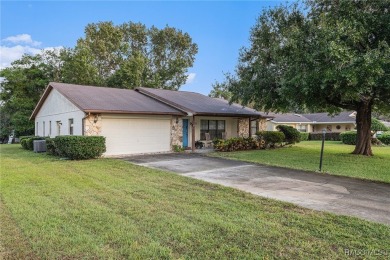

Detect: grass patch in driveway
[1, 144, 389, 259]
[211, 141, 390, 183]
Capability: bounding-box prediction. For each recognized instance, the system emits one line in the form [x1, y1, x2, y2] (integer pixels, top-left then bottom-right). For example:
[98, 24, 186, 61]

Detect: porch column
[191, 115, 196, 152]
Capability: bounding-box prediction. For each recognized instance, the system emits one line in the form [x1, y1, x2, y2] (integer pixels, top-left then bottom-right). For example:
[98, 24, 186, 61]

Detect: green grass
[211, 141, 390, 183]
[1, 145, 389, 259]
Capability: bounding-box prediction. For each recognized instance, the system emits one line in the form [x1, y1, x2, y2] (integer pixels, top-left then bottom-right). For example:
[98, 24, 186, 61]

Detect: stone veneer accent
[171, 117, 183, 147]
[258, 118, 267, 132]
[84, 114, 102, 136]
[238, 118, 250, 137]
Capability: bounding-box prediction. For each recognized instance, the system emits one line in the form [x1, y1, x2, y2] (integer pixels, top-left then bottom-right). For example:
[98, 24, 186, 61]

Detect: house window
[326, 125, 332, 132]
[36, 122, 39, 136]
[200, 120, 225, 140]
[346, 125, 351, 131]
[49, 121, 52, 136]
[297, 124, 307, 132]
[251, 120, 258, 135]
[43, 121, 45, 136]
[69, 119, 74, 135]
[336, 125, 341, 130]
[56, 121, 61, 136]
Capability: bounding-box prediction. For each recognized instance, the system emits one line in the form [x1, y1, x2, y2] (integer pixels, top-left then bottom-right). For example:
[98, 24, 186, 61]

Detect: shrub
[24, 136, 45, 150]
[299, 132, 309, 141]
[309, 132, 341, 141]
[172, 144, 185, 152]
[21, 139, 28, 149]
[371, 118, 388, 132]
[340, 131, 357, 145]
[20, 136, 37, 150]
[54, 136, 106, 160]
[256, 131, 285, 147]
[45, 138, 59, 156]
[378, 132, 390, 145]
[276, 125, 300, 144]
[19, 136, 34, 141]
[214, 137, 259, 152]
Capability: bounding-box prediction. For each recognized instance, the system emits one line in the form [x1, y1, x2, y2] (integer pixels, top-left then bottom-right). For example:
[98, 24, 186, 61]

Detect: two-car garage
[101, 115, 172, 156]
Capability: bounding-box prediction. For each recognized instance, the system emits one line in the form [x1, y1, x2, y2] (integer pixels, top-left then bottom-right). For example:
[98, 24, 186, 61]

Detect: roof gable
[31, 83, 184, 119]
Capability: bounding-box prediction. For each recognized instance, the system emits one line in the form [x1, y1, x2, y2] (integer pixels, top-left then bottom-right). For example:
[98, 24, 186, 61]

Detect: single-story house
[265, 111, 356, 133]
[31, 82, 271, 156]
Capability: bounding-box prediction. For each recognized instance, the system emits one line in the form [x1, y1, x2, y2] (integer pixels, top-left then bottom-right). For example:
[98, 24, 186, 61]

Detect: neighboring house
[31, 82, 270, 156]
[266, 111, 356, 133]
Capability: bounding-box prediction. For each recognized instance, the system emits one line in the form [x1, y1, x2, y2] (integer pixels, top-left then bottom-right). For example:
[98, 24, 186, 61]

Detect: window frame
[250, 120, 258, 135]
[56, 121, 61, 136]
[200, 120, 226, 140]
[69, 118, 74, 135]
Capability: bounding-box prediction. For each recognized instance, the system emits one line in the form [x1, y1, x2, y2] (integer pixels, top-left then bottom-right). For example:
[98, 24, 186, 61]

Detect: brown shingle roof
[301, 112, 356, 123]
[136, 87, 270, 118]
[31, 83, 185, 119]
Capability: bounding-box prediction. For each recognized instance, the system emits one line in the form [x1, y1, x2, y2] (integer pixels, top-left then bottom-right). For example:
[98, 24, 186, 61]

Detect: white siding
[35, 89, 85, 137]
[101, 115, 171, 156]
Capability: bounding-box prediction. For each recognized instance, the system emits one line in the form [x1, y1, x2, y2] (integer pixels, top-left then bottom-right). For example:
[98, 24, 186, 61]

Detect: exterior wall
[35, 89, 85, 137]
[312, 123, 355, 133]
[238, 118, 250, 137]
[84, 114, 102, 136]
[258, 119, 267, 132]
[171, 116, 183, 147]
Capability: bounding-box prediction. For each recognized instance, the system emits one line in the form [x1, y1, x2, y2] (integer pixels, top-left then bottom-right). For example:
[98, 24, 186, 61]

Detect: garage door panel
[101, 118, 171, 155]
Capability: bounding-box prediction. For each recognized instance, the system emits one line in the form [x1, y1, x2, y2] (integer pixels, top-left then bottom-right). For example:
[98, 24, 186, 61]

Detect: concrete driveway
[123, 153, 390, 225]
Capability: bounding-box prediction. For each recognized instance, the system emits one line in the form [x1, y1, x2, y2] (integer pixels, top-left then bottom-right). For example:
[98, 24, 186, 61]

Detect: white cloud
[3, 34, 41, 47]
[0, 34, 62, 69]
[186, 73, 196, 84]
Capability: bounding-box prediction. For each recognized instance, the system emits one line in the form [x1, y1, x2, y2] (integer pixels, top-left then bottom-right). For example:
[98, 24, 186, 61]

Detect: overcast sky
[1, 1, 283, 94]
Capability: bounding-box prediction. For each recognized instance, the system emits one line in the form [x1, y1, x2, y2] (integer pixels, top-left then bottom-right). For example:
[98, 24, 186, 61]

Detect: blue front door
[182, 119, 188, 147]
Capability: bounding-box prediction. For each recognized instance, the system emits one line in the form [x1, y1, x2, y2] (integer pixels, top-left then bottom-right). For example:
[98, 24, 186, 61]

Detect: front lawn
[1, 145, 389, 259]
[211, 141, 390, 183]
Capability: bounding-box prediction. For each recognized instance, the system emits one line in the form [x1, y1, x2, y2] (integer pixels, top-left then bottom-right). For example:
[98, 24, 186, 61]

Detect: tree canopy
[62, 21, 198, 90]
[0, 51, 64, 137]
[225, 0, 390, 156]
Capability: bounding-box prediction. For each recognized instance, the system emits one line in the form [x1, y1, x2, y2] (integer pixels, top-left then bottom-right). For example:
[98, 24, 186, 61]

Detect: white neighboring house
[31, 82, 271, 156]
[265, 112, 357, 133]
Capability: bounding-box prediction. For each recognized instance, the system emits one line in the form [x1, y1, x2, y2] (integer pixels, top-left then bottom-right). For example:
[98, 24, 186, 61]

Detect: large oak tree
[227, 0, 390, 156]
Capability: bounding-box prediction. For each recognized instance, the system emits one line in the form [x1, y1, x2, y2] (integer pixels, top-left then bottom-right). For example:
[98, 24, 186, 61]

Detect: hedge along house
[31, 82, 270, 156]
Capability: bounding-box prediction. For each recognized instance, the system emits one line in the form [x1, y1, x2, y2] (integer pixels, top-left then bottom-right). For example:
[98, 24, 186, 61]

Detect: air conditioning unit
[33, 140, 47, 153]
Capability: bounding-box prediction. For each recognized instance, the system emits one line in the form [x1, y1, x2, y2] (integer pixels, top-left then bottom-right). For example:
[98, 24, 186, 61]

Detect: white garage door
[101, 117, 171, 155]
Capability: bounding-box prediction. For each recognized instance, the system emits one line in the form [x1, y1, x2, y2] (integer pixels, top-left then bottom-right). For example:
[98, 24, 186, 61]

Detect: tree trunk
[352, 101, 373, 156]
